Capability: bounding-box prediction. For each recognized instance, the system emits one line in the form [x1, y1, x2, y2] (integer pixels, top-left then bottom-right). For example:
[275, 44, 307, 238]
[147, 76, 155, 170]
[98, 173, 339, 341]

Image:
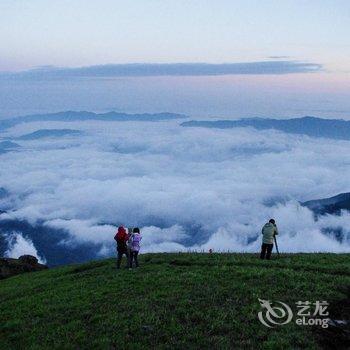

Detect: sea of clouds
[1, 117, 350, 263]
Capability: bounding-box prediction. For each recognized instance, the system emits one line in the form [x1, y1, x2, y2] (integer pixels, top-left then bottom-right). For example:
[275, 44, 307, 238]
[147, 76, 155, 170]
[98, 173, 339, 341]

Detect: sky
[1, 1, 350, 261]
[0, 0, 350, 118]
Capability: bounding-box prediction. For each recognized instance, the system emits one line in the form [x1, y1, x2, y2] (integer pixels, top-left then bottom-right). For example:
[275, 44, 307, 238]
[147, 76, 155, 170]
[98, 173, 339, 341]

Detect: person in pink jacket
[129, 227, 142, 268]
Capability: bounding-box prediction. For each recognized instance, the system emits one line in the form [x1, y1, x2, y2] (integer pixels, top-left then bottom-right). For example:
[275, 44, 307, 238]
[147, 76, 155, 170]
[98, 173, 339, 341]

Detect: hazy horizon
[1, 1, 350, 119]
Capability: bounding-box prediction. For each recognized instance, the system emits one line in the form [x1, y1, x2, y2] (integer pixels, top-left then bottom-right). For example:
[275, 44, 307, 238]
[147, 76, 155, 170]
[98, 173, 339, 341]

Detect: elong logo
[258, 299, 293, 328]
[258, 299, 329, 328]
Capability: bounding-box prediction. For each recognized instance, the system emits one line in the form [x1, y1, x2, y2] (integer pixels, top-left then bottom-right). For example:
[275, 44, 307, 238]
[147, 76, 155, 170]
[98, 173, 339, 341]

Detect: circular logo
[258, 298, 293, 328]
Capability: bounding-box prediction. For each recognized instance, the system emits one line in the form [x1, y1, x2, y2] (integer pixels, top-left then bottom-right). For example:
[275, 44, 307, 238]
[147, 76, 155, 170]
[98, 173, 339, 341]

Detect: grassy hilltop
[0, 253, 349, 349]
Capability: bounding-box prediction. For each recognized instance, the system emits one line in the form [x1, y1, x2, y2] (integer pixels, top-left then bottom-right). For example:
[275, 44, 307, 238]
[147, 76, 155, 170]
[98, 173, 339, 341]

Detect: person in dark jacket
[114, 226, 129, 269]
[260, 219, 278, 260]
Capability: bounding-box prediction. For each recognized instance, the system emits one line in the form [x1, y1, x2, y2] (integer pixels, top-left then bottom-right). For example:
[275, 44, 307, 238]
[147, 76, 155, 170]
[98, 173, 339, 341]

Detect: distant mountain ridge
[0, 111, 188, 130]
[181, 116, 350, 140]
[302, 192, 350, 215]
[16, 129, 82, 140]
[0, 141, 20, 154]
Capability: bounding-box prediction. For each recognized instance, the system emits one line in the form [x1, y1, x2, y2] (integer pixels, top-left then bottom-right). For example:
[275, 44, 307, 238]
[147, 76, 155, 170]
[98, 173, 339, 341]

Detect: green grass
[0, 253, 349, 349]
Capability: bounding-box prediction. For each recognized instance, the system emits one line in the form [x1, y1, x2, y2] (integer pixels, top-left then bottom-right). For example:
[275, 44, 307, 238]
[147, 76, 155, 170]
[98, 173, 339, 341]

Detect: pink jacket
[131, 233, 142, 252]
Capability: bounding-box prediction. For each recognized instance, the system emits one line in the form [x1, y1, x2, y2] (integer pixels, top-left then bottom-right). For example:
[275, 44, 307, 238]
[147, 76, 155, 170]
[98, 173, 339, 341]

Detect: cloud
[44, 219, 116, 245]
[268, 56, 291, 59]
[0, 61, 322, 81]
[0, 116, 349, 263]
[4, 232, 47, 264]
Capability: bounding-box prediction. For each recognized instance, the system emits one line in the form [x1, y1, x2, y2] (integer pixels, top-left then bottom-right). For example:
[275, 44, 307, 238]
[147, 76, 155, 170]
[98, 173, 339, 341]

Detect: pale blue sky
[1, 0, 349, 70]
[0, 1, 349, 118]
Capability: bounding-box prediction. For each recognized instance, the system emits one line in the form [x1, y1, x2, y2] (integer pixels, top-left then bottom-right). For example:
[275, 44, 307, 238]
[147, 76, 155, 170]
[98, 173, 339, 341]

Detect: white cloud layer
[0, 118, 350, 256]
[4, 232, 46, 264]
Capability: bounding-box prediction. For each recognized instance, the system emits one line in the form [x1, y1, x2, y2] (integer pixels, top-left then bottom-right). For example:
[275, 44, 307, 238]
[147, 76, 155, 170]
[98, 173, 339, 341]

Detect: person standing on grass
[114, 226, 129, 269]
[129, 227, 142, 268]
[260, 219, 278, 260]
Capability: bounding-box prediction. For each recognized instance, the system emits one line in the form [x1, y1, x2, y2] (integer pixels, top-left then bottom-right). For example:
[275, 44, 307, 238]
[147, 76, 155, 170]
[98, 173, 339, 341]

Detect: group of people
[114, 219, 279, 268]
[114, 226, 142, 269]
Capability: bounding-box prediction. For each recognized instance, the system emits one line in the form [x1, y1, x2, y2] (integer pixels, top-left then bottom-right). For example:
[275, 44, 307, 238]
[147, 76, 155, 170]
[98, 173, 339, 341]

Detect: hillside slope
[0, 253, 349, 349]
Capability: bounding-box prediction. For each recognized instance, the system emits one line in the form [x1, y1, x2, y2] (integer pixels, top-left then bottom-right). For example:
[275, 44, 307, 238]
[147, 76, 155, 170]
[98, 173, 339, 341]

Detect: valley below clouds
[0, 113, 349, 265]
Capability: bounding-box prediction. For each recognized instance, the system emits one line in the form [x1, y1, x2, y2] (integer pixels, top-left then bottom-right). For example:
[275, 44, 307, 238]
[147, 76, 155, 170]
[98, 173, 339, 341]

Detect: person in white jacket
[260, 219, 278, 260]
[129, 227, 142, 268]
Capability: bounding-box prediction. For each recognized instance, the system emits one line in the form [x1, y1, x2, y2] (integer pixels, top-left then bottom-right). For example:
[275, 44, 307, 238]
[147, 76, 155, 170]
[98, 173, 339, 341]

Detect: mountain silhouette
[0, 111, 188, 131]
[182, 116, 350, 140]
[16, 129, 82, 140]
[302, 192, 350, 215]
